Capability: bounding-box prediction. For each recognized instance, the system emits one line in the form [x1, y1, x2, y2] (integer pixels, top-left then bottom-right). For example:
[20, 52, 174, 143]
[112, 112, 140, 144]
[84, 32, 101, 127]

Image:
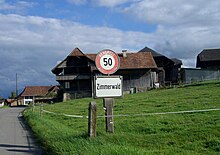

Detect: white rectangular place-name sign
[94, 76, 123, 98]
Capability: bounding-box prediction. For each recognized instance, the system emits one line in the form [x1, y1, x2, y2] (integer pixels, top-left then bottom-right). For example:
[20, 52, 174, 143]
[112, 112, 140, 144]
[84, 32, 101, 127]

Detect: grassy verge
[0, 106, 10, 109]
[24, 80, 220, 155]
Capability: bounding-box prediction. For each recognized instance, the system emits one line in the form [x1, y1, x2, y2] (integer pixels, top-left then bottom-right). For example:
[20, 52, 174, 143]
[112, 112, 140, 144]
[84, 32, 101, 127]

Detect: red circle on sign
[95, 49, 120, 75]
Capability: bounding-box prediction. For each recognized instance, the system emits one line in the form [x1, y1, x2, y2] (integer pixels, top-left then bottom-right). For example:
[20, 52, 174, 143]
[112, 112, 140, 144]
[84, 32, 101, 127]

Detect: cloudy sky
[1, 0, 220, 97]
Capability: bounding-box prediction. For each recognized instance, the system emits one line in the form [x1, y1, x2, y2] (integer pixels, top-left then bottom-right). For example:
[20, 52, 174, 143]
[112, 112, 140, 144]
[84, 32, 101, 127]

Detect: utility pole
[16, 73, 18, 106]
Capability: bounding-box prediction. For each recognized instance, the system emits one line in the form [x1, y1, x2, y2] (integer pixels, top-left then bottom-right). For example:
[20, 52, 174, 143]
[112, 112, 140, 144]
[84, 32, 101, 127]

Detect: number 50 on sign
[95, 49, 120, 75]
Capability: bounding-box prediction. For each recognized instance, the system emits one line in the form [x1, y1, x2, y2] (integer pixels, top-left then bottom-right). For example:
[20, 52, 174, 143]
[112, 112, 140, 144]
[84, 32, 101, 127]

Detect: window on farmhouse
[65, 82, 70, 89]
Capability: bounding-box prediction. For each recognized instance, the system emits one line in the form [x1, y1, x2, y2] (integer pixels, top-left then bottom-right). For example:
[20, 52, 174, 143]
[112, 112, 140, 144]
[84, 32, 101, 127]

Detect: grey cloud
[123, 0, 220, 26]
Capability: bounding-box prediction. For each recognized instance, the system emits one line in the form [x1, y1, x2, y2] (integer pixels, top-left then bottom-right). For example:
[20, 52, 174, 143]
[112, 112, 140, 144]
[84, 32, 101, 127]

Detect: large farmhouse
[17, 86, 59, 105]
[52, 48, 158, 101]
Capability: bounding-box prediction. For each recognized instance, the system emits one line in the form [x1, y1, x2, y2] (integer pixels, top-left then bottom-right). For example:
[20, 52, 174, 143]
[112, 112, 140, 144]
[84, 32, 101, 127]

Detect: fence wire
[42, 110, 88, 118]
[42, 108, 220, 119]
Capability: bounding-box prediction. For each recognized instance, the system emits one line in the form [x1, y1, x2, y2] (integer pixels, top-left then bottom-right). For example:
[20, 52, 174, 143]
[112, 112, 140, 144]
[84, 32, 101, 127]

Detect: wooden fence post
[103, 98, 114, 133]
[40, 102, 43, 117]
[88, 101, 97, 137]
[32, 96, 35, 112]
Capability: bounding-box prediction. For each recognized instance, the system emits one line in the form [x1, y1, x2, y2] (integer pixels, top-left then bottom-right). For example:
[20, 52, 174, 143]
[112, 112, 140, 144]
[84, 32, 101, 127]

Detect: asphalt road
[0, 107, 44, 155]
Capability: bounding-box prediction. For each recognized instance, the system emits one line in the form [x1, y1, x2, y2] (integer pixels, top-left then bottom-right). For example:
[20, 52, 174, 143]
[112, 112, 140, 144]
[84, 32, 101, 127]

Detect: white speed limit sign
[95, 49, 120, 75]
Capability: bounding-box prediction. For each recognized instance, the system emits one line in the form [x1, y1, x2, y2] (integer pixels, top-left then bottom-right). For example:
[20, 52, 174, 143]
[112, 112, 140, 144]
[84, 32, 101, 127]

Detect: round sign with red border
[95, 49, 120, 75]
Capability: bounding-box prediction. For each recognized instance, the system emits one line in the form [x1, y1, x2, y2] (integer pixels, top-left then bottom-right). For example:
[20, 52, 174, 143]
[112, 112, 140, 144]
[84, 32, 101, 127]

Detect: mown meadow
[24, 80, 220, 155]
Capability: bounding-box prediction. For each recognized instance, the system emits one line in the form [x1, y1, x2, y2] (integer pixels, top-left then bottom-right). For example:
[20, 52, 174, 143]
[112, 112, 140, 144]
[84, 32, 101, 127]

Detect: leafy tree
[9, 91, 16, 99]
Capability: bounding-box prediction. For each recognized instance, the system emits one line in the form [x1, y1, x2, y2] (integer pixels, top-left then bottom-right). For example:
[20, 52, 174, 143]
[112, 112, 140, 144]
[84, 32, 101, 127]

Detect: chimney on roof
[122, 50, 127, 58]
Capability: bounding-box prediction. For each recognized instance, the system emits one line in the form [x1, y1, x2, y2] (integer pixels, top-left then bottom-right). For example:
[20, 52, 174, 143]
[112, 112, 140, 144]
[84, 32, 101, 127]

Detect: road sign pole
[103, 98, 114, 133]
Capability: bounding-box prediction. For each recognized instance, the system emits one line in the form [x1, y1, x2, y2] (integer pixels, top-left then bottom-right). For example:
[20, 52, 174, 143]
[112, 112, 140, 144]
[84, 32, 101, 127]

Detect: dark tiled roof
[52, 47, 157, 73]
[138, 46, 163, 57]
[197, 48, 220, 61]
[68, 48, 85, 57]
[138, 46, 174, 68]
[20, 86, 57, 96]
[171, 58, 182, 66]
[85, 54, 96, 61]
[119, 52, 157, 69]
[86, 51, 157, 69]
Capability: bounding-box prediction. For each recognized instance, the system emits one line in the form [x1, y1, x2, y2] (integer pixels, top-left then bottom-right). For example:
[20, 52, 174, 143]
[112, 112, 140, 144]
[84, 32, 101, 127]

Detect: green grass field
[0, 106, 9, 109]
[24, 80, 220, 155]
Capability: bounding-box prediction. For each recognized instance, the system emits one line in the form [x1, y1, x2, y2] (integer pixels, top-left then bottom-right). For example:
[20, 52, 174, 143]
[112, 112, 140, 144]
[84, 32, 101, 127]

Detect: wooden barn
[138, 47, 182, 85]
[52, 48, 158, 101]
[18, 86, 59, 105]
[196, 48, 220, 69]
